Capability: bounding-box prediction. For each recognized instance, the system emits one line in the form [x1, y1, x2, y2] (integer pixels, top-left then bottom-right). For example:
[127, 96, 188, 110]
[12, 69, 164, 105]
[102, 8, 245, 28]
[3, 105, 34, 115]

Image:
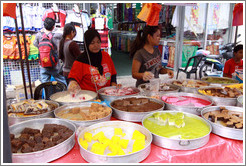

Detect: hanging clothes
[28, 35, 39, 60]
[91, 15, 109, 48]
[66, 10, 91, 42]
[3, 35, 17, 59]
[106, 7, 113, 29]
[15, 35, 31, 60]
[42, 8, 66, 28]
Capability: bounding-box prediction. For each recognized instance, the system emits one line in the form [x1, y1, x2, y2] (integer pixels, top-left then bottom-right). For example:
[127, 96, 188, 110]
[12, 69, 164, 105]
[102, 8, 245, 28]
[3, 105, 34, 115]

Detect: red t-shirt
[223, 58, 243, 78]
[68, 51, 117, 92]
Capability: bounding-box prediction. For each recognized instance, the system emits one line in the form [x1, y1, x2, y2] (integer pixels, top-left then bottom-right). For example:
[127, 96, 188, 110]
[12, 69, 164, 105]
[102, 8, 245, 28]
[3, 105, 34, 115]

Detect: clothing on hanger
[43, 8, 66, 28]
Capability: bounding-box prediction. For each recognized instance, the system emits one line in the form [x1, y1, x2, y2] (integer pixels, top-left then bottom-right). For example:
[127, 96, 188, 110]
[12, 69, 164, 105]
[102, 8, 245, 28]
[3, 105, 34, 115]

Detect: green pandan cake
[143, 112, 210, 139]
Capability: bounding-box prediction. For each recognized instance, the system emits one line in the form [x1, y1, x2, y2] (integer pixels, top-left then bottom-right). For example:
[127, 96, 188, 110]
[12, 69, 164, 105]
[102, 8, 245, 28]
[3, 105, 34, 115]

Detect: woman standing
[68, 29, 119, 92]
[59, 23, 81, 82]
[130, 25, 174, 87]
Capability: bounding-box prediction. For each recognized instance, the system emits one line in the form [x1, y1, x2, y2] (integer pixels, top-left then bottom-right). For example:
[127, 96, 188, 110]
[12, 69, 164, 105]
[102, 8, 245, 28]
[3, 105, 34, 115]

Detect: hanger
[52, 3, 59, 12]
[73, 4, 80, 14]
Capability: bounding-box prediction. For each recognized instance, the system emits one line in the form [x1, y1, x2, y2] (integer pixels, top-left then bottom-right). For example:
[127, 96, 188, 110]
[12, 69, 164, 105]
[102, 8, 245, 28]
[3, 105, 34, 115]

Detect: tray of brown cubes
[110, 96, 165, 122]
[9, 118, 76, 163]
[201, 106, 243, 140]
[54, 102, 112, 128]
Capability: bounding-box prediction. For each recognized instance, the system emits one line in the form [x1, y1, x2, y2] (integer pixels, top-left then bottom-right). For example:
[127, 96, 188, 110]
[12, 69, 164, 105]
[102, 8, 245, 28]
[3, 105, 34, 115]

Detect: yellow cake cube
[132, 130, 145, 141]
[119, 139, 129, 149]
[79, 138, 88, 150]
[108, 143, 120, 154]
[107, 152, 116, 156]
[114, 128, 126, 137]
[111, 135, 121, 145]
[92, 131, 105, 141]
[84, 132, 92, 142]
[118, 148, 125, 155]
[91, 142, 105, 155]
[101, 138, 111, 148]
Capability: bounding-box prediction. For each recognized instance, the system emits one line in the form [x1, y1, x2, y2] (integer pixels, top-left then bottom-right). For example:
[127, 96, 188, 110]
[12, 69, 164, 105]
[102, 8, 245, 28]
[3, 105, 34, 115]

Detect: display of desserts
[202, 77, 238, 84]
[10, 124, 73, 153]
[172, 80, 209, 88]
[138, 83, 179, 92]
[53, 93, 94, 103]
[198, 87, 242, 98]
[111, 97, 163, 112]
[56, 103, 112, 121]
[203, 107, 243, 129]
[143, 112, 210, 139]
[161, 95, 212, 107]
[102, 87, 138, 96]
[225, 84, 243, 93]
[79, 128, 146, 155]
[8, 99, 58, 117]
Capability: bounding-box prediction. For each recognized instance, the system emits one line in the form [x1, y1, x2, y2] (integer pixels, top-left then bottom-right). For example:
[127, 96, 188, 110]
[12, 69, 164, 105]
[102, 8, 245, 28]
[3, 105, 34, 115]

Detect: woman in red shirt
[68, 29, 119, 92]
[223, 44, 243, 78]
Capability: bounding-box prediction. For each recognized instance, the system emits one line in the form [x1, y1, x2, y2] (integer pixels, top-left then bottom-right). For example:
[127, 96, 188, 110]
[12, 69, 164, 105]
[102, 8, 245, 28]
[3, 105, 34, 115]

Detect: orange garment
[15, 35, 30, 60]
[137, 3, 162, 26]
[3, 35, 16, 59]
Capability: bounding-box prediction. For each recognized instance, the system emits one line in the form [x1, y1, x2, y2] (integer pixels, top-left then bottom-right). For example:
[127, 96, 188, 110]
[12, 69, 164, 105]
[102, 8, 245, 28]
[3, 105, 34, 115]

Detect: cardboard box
[15, 82, 36, 102]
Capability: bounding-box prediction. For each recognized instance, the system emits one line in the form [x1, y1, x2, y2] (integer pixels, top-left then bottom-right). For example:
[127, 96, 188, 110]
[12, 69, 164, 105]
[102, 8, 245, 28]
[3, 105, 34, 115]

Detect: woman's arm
[132, 60, 153, 81]
[67, 80, 81, 92]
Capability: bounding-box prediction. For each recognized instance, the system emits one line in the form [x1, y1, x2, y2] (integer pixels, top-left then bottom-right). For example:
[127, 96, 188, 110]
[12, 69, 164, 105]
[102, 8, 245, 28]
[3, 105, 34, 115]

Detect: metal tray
[197, 86, 238, 106]
[142, 111, 212, 150]
[201, 106, 243, 140]
[9, 118, 76, 163]
[161, 92, 214, 115]
[237, 96, 243, 107]
[8, 100, 59, 126]
[167, 79, 209, 94]
[50, 90, 97, 105]
[54, 102, 112, 128]
[77, 121, 152, 163]
[138, 83, 180, 96]
[110, 96, 165, 122]
[98, 86, 140, 102]
[201, 76, 239, 86]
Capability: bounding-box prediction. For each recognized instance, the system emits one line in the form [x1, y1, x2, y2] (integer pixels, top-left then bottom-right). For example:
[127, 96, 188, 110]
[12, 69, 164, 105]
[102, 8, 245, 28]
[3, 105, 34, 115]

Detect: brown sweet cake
[10, 124, 73, 153]
[111, 97, 163, 112]
[203, 107, 243, 129]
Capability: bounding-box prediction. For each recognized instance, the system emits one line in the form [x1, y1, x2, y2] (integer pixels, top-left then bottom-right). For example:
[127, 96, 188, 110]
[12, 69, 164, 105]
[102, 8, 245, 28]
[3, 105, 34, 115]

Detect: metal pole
[19, 3, 33, 98]
[234, 26, 238, 44]
[203, 3, 209, 49]
[14, 18, 28, 99]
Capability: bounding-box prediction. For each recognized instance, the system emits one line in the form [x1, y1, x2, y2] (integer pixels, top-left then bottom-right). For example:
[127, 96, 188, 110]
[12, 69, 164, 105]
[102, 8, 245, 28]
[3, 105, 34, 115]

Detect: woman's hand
[143, 71, 154, 81]
[111, 82, 122, 88]
[167, 69, 174, 78]
[68, 80, 81, 93]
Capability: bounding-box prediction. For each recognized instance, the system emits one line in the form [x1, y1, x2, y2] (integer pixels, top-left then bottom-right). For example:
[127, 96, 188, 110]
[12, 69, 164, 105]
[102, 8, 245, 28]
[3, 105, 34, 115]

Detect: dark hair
[59, 23, 76, 60]
[84, 28, 101, 51]
[130, 25, 160, 58]
[234, 44, 243, 53]
[43, 17, 55, 31]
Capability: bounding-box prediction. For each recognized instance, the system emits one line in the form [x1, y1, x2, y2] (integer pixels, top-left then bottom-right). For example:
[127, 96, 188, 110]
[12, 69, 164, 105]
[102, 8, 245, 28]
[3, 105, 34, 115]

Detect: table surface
[51, 118, 243, 163]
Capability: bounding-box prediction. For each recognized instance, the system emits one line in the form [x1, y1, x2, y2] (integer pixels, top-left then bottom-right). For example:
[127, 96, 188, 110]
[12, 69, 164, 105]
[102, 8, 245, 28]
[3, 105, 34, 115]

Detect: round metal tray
[138, 83, 180, 96]
[54, 102, 112, 128]
[77, 121, 152, 163]
[9, 118, 76, 163]
[110, 96, 165, 122]
[237, 96, 243, 107]
[197, 86, 238, 106]
[142, 111, 211, 150]
[50, 90, 97, 106]
[98, 86, 140, 102]
[201, 106, 243, 140]
[167, 79, 209, 94]
[8, 100, 59, 126]
[201, 76, 239, 86]
[161, 92, 214, 115]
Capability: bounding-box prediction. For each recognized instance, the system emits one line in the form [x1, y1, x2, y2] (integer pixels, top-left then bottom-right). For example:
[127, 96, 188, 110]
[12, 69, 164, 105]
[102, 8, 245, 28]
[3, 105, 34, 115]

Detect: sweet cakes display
[102, 87, 138, 96]
[10, 124, 73, 153]
[143, 112, 210, 140]
[172, 80, 209, 88]
[198, 87, 242, 98]
[55, 103, 112, 121]
[203, 107, 243, 129]
[111, 97, 163, 112]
